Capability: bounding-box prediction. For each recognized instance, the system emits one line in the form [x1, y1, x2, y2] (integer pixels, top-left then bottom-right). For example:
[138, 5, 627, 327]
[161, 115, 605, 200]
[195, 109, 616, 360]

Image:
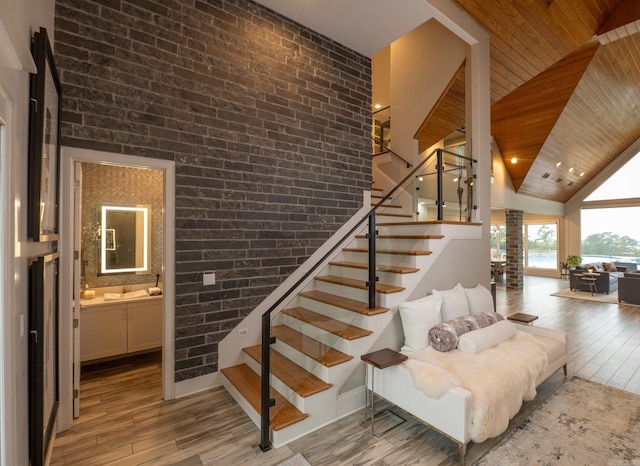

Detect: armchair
[618, 272, 640, 305]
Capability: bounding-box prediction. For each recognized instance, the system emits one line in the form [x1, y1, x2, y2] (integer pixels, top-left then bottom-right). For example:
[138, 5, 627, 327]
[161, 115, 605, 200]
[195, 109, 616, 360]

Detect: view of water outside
[580, 206, 640, 263]
[581, 153, 640, 264]
[526, 223, 557, 269]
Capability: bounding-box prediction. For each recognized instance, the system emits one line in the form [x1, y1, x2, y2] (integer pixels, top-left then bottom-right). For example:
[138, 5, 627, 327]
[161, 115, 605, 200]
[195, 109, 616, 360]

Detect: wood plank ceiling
[444, 0, 640, 203]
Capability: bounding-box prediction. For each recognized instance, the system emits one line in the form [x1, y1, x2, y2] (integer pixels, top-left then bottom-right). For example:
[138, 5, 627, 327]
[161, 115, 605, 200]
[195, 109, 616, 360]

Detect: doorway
[58, 147, 175, 431]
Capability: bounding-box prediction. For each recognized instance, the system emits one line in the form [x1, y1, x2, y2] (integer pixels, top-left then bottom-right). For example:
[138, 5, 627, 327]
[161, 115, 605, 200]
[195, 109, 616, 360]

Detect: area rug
[277, 453, 312, 466]
[475, 377, 640, 465]
[551, 288, 620, 304]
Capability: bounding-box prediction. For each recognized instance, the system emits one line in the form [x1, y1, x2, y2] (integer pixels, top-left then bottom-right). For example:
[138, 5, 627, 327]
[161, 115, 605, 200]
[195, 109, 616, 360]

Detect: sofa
[618, 272, 640, 305]
[614, 261, 639, 272]
[569, 262, 627, 294]
[376, 284, 568, 463]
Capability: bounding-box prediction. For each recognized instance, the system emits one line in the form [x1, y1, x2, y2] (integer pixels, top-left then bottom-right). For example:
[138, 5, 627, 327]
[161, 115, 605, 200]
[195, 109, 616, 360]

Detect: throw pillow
[457, 320, 517, 354]
[464, 284, 494, 315]
[603, 262, 618, 272]
[398, 294, 443, 352]
[433, 283, 470, 322]
[428, 313, 504, 352]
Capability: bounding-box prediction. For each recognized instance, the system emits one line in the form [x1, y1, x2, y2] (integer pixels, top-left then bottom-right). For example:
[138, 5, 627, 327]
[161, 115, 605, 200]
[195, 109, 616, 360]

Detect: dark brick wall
[55, 0, 372, 382]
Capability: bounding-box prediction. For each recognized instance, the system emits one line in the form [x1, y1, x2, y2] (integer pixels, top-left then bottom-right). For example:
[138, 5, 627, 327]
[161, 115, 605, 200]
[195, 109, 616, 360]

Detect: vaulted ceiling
[451, 0, 640, 202]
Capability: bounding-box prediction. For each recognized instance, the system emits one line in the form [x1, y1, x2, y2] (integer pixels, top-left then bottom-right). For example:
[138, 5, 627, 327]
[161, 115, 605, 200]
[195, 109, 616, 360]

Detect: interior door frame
[58, 146, 175, 431]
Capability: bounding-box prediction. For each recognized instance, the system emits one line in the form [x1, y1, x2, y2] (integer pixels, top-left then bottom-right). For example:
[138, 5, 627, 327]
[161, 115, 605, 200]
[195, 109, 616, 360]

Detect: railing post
[436, 149, 444, 220]
[259, 314, 275, 452]
[367, 212, 377, 309]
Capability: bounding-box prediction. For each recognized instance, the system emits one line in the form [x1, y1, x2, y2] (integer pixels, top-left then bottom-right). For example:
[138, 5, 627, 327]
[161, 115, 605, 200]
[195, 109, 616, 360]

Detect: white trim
[0, 10, 36, 73]
[174, 371, 222, 399]
[58, 147, 176, 432]
[0, 84, 14, 466]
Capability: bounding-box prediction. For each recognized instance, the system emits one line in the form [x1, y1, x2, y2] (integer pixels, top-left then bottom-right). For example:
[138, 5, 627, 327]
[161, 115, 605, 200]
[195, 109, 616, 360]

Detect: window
[581, 207, 640, 263]
[581, 152, 640, 263]
[584, 154, 640, 201]
[525, 223, 557, 269]
[490, 225, 506, 259]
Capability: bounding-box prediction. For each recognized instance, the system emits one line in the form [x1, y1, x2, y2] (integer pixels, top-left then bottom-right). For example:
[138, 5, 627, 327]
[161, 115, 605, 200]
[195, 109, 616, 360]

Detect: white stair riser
[294, 297, 372, 329]
[354, 237, 437, 250]
[326, 265, 407, 287]
[313, 280, 370, 302]
[277, 313, 372, 354]
[342, 250, 419, 268]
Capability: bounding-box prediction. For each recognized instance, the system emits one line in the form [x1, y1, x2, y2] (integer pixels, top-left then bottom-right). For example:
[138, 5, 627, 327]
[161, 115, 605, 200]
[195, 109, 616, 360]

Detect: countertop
[80, 293, 163, 308]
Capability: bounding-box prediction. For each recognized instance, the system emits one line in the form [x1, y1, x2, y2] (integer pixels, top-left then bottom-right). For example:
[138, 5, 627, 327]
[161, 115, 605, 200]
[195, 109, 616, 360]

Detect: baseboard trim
[174, 371, 221, 399]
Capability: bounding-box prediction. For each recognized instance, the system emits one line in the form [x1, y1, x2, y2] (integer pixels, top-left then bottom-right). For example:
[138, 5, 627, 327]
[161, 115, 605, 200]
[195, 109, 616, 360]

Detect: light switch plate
[203, 271, 216, 286]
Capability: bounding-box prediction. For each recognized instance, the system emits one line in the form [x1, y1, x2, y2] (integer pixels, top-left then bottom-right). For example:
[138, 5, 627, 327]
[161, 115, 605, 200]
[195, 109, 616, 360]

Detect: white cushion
[433, 283, 469, 322]
[398, 294, 443, 352]
[464, 284, 495, 315]
[457, 320, 517, 354]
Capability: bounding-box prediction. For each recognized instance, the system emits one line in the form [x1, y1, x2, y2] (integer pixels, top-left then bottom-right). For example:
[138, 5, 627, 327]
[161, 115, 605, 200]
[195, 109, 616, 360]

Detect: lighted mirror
[99, 205, 150, 274]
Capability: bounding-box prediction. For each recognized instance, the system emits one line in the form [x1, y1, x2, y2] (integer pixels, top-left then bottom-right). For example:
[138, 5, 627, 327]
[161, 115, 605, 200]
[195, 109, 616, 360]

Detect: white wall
[0, 1, 55, 464]
[390, 19, 467, 166]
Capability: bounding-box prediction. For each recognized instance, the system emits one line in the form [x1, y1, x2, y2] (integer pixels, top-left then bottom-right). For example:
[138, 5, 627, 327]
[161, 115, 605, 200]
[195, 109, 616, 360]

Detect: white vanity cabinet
[127, 300, 163, 353]
[80, 297, 162, 362]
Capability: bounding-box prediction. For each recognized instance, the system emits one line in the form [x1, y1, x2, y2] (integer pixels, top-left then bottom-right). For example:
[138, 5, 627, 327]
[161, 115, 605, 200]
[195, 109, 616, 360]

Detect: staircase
[220, 182, 482, 447]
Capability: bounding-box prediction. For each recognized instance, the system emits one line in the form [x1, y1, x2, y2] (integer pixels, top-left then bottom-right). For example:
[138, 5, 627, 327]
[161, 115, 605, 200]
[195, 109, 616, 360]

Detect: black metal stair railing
[258, 147, 476, 452]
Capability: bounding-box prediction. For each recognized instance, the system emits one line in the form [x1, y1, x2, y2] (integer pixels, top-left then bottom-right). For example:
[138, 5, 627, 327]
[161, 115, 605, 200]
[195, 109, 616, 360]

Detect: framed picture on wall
[28, 27, 61, 242]
[29, 252, 60, 466]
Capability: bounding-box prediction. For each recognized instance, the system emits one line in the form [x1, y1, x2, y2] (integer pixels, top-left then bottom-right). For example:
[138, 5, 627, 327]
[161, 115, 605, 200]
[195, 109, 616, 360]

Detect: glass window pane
[585, 154, 640, 201]
[526, 223, 557, 269]
[581, 207, 640, 262]
[491, 225, 506, 259]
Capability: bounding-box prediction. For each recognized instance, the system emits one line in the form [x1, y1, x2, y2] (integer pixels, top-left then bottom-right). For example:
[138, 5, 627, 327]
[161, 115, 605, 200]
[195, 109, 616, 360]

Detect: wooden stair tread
[330, 260, 419, 274]
[375, 212, 413, 218]
[315, 275, 404, 294]
[377, 220, 483, 226]
[343, 247, 433, 256]
[371, 203, 403, 209]
[355, 234, 444, 240]
[282, 307, 373, 340]
[271, 325, 353, 367]
[243, 345, 332, 397]
[299, 290, 389, 316]
[221, 364, 308, 431]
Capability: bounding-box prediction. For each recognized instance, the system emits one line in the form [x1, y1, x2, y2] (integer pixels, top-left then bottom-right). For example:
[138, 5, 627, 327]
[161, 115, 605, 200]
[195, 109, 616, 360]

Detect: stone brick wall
[506, 209, 524, 289]
[55, 0, 372, 382]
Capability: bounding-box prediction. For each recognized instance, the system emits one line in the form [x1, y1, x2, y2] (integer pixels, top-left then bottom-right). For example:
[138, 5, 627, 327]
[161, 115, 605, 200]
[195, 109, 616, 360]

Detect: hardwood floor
[50, 277, 640, 465]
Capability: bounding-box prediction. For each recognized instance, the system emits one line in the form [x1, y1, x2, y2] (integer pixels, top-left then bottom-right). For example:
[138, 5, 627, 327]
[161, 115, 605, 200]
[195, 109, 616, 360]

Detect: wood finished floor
[50, 277, 640, 466]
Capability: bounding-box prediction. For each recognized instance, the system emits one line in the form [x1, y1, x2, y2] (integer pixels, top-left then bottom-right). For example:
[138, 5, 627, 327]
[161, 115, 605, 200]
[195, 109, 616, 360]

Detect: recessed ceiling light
[579, 172, 585, 177]
[569, 167, 574, 173]
[374, 104, 382, 109]
[555, 161, 562, 167]
[511, 157, 518, 164]
[453, 177, 459, 182]
[418, 176, 424, 182]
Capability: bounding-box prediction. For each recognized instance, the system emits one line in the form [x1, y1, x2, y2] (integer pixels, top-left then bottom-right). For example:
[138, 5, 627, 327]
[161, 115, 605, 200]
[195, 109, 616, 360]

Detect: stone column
[506, 209, 524, 289]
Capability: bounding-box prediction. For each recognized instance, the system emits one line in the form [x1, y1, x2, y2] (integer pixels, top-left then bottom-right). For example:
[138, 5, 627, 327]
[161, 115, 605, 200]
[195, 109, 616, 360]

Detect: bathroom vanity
[80, 294, 162, 362]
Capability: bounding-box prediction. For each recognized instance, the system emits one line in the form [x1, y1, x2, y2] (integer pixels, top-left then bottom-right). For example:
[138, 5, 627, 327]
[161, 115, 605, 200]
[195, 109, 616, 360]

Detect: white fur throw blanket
[404, 331, 547, 443]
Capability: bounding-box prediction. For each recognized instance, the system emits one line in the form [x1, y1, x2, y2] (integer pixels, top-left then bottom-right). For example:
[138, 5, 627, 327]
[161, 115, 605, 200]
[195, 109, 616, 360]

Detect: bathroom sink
[103, 290, 149, 301]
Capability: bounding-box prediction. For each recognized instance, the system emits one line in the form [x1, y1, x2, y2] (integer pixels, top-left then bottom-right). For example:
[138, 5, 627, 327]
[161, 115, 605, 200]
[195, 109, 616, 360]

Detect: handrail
[259, 147, 476, 451]
[371, 137, 413, 168]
